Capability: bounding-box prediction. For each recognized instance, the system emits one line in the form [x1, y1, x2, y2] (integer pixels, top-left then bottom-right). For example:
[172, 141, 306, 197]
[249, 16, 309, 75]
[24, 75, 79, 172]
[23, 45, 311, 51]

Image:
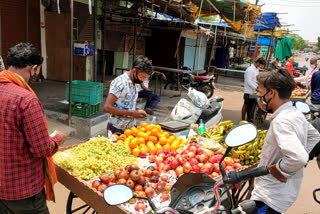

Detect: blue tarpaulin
[249, 35, 276, 47]
[254, 12, 280, 31]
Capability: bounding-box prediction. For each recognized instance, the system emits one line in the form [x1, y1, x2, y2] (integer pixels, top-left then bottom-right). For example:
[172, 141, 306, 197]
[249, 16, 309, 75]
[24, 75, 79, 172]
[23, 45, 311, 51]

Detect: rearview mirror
[296, 102, 310, 114]
[103, 184, 133, 205]
[225, 123, 257, 147]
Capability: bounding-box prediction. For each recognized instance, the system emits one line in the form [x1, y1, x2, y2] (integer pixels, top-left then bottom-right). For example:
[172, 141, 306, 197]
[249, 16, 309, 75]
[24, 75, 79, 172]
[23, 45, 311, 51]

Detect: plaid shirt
[0, 83, 61, 200]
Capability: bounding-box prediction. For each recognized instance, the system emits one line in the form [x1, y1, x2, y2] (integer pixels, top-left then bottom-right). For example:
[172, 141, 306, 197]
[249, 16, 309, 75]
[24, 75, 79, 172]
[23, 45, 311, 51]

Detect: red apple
[224, 157, 233, 166]
[198, 163, 204, 167]
[204, 162, 214, 173]
[126, 179, 135, 189]
[156, 156, 164, 163]
[183, 161, 193, 173]
[161, 192, 170, 202]
[178, 156, 187, 165]
[98, 184, 108, 193]
[164, 184, 173, 192]
[135, 202, 146, 212]
[176, 148, 183, 154]
[107, 181, 115, 187]
[163, 148, 169, 155]
[145, 187, 155, 199]
[192, 164, 201, 173]
[198, 153, 208, 163]
[225, 166, 235, 172]
[188, 145, 197, 154]
[145, 169, 152, 178]
[171, 151, 178, 157]
[149, 155, 156, 163]
[209, 155, 221, 164]
[134, 184, 144, 191]
[167, 156, 175, 162]
[189, 157, 199, 166]
[99, 173, 110, 184]
[233, 158, 241, 164]
[130, 170, 141, 181]
[215, 154, 223, 162]
[152, 170, 160, 177]
[139, 150, 147, 158]
[160, 174, 169, 182]
[167, 170, 176, 176]
[203, 148, 214, 157]
[196, 148, 205, 155]
[91, 180, 101, 190]
[213, 163, 220, 173]
[186, 152, 196, 160]
[233, 163, 242, 169]
[117, 178, 127, 185]
[118, 171, 129, 180]
[163, 164, 171, 172]
[200, 166, 210, 174]
[158, 180, 166, 188]
[158, 153, 167, 159]
[137, 176, 146, 185]
[129, 164, 140, 172]
[176, 166, 184, 177]
[170, 159, 179, 169]
[157, 149, 164, 155]
[157, 162, 165, 171]
[109, 174, 115, 182]
[211, 172, 219, 178]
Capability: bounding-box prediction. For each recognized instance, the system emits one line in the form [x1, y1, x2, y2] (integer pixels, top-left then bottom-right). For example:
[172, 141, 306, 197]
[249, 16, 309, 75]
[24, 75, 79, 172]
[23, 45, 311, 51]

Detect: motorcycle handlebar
[226, 166, 269, 184]
[231, 200, 256, 214]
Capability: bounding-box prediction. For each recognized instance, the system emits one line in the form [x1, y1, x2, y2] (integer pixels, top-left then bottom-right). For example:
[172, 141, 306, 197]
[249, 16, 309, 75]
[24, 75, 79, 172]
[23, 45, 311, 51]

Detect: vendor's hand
[56, 131, 67, 146]
[269, 164, 287, 183]
[162, 74, 167, 81]
[131, 110, 148, 118]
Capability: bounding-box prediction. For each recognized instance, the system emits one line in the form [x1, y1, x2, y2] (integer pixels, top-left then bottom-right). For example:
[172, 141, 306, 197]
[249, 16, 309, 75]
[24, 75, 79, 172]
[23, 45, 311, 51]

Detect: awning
[254, 12, 281, 31]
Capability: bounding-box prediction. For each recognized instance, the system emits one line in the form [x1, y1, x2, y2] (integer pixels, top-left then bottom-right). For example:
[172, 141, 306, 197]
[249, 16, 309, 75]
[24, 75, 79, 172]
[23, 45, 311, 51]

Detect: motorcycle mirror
[103, 184, 133, 205]
[224, 123, 258, 148]
[313, 188, 320, 204]
[296, 102, 310, 114]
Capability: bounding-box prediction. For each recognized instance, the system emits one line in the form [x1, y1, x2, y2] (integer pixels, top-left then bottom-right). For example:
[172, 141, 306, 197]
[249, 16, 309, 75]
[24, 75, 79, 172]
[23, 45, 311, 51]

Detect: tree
[289, 34, 307, 50]
[317, 37, 320, 51]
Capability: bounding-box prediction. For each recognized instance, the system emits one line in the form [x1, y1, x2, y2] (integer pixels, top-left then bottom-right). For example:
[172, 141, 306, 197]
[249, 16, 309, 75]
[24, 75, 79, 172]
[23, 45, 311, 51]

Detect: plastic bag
[187, 88, 209, 108]
[197, 136, 225, 154]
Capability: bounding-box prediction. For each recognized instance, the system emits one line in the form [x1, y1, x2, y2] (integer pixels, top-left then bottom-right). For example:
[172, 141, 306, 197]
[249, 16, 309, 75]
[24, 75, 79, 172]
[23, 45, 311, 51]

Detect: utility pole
[255, 0, 259, 5]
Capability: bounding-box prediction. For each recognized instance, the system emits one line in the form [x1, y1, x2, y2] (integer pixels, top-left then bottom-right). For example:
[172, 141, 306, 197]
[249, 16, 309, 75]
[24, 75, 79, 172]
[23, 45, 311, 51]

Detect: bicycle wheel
[66, 192, 98, 214]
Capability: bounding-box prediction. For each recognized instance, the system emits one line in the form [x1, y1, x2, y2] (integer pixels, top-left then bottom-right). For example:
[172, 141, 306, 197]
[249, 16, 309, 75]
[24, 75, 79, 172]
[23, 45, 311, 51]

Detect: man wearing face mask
[250, 69, 320, 214]
[241, 57, 266, 122]
[295, 57, 319, 88]
[104, 56, 152, 134]
[0, 43, 67, 213]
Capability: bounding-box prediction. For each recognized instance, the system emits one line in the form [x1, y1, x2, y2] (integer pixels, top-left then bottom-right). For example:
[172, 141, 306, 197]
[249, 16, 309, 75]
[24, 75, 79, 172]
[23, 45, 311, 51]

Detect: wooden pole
[68, 0, 74, 126]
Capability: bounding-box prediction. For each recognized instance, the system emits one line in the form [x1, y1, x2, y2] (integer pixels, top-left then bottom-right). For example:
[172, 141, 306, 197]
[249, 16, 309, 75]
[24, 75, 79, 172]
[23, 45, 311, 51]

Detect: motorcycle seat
[200, 102, 221, 121]
[310, 104, 320, 113]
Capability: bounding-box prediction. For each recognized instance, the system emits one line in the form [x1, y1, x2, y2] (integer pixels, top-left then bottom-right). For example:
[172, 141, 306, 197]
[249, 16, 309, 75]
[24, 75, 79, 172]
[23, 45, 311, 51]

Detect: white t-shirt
[137, 78, 150, 92]
[244, 64, 259, 94]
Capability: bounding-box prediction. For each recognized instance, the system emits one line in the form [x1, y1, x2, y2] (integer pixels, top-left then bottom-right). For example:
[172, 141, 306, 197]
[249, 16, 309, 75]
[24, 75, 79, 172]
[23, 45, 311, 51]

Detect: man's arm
[153, 71, 167, 80]
[273, 120, 309, 178]
[21, 98, 66, 157]
[141, 83, 150, 91]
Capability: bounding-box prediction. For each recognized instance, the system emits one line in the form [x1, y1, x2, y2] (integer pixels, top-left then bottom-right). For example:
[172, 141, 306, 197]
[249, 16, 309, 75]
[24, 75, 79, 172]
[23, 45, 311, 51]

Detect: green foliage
[317, 37, 320, 51]
[289, 34, 307, 50]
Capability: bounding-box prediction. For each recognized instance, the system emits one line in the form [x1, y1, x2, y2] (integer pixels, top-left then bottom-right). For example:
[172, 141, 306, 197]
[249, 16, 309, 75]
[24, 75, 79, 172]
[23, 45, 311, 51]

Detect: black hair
[7, 43, 43, 69]
[132, 56, 153, 75]
[257, 68, 295, 99]
[255, 57, 267, 66]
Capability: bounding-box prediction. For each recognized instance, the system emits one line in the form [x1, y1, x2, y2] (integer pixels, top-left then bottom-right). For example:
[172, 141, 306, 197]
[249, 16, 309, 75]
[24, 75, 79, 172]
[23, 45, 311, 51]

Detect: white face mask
[311, 64, 316, 69]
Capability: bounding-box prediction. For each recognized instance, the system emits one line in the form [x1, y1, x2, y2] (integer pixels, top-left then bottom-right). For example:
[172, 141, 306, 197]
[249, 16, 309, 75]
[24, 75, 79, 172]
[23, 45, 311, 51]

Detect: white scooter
[170, 88, 224, 127]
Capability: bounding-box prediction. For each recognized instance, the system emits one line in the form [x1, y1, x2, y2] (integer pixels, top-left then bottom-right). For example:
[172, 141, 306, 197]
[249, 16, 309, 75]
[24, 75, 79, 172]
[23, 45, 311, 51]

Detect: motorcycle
[169, 88, 224, 128]
[103, 123, 270, 214]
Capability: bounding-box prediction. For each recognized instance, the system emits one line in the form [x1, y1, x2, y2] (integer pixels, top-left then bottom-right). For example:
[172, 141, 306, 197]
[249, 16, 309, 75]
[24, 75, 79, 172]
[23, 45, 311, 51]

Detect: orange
[149, 136, 158, 144]
[157, 133, 166, 139]
[146, 141, 155, 148]
[137, 137, 145, 145]
[146, 124, 155, 132]
[140, 127, 146, 133]
[146, 131, 151, 136]
[155, 124, 162, 131]
[141, 133, 149, 141]
[155, 143, 163, 150]
[127, 135, 134, 140]
[137, 131, 145, 138]
[159, 137, 168, 146]
[113, 134, 120, 140]
[181, 140, 188, 145]
[124, 142, 129, 147]
[163, 144, 171, 151]
[119, 134, 127, 141]
[172, 140, 180, 145]
[117, 140, 124, 144]
[141, 122, 148, 128]
[140, 147, 149, 153]
[167, 138, 174, 144]
[132, 148, 140, 157]
[163, 132, 170, 138]
[129, 140, 138, 149]
[179, 143, 185, 148]
[136, 126, 141, 130]
[127, 147, 132, 153]
[176, 137, 183, 142]
[170, 144, 179, 151]
[124, 129, 132, 137]
[151, 128, 159, 136]
[169, 135, 176, 141]
[131, 127, 139, 137]
[149, 146, 157, 155]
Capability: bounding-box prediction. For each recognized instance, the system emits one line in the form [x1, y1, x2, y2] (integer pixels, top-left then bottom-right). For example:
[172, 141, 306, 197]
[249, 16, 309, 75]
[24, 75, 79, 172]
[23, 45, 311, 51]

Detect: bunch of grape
[54, 137, 138, 180]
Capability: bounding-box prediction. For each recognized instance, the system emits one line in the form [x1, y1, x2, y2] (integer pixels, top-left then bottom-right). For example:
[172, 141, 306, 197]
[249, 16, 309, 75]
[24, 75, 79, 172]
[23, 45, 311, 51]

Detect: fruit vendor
[0, 43, 67, 213]
[295, 57, 319, 88]
[249, 68, 320, 214]
[310, 61, 320, 105]
[285, 57, 295, 75]
[137, 70, 166, 115]
[104, 56, 153, 134]
[241, 57, 266, 122]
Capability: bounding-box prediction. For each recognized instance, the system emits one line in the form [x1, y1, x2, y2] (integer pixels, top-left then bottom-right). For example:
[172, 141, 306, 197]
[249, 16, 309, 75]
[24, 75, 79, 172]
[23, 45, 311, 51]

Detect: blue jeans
[138, 90, 160, 109]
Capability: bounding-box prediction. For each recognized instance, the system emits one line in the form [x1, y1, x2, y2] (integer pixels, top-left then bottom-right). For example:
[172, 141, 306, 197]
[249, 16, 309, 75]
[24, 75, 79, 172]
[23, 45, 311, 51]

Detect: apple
[170, 159, 179, 169]
[98, 184, 108, 193]
[157, 162, 165, 171]
[178, 156, 187, 165]
[139, 150, 147, 158]
[160, 174, 169, 182]
[109, 174, 115, 182]
[130, 170, 141, 181]
[117, 178, 127, 185]
[144, 169, 152, 178]
[118, 171, 129, 180]
[137, 176, 146, 185]
[161, 192, 170, 202]
[134, 184, 144, 192]
[183, 162, 193, 173]
[175, 154, 182, 159]
[150, 176, 159, 183]
[196, 148, 205, 155]
[163, 148, 169, 155]
[167, 156, 175, 162]
[198, 153, 208, 163]
[107, 181, 115, 187]
[192, 164, 201, 173]
[135, 191, 146, 198]
[189, 157, 199, 166]
[221, 161, 227, 169]
[156, 156, 164, 163]
[164, 184, 173, 192]
[176, 148, 183, 154]
[215, 154, 223, 162]
[158, 180, 167, 188]
[99, 174, 110, 184]
[126, 179, 135, 189]
[145, 187, 155, 199]
[225, 166, 235, 172]
[213, 163, 220, 173]
[182, 150, 188, 155]
[204, 163, 214, 173]
[113, 168, 122, 179]
[129, 164, 140, 172]
[171, 151, 178, 157]
[200, 166, 210, 174]
[233, 163, 242, 169]
[203, 148, 214, 157]
[158, 153, 167, 159]
[167, 170, 176, 176]
[176, 166, 184, 177]
[163, 164, 171, 172]
[186, 152, 196, 160]
[198, 163, 204, 167]
[224, 157, 233, 166]
[91, 180, 101, 190]
[152, 170, 160, 177]
[149, 155, 156, 163]
[188, 145, 197, 154]
[209, 155, 221, 164]
[135, 202, 146, 212]
[211, 172, 219, 178]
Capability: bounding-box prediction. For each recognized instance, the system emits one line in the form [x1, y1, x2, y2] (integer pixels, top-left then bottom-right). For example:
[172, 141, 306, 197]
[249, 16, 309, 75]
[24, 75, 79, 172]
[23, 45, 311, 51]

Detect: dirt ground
[48, 53, 320, 213]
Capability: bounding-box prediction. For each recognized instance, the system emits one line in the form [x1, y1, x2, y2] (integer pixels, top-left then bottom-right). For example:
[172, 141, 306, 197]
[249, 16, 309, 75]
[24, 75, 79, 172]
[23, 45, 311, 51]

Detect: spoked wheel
[198, 84, 214, 98]
[66, 192, 98, 214]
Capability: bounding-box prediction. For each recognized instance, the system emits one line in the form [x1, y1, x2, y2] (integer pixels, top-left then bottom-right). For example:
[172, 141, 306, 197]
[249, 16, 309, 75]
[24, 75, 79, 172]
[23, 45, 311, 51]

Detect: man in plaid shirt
[0, 43, 66, 213]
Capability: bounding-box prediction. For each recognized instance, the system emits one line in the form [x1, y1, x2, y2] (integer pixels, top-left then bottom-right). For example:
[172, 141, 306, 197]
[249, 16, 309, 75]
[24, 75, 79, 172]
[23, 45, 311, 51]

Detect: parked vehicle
[103, 123, 270, 214]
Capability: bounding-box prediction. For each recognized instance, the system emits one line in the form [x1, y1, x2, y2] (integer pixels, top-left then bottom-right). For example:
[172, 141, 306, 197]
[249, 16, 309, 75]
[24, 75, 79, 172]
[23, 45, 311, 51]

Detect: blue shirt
[108, 72, 139, 130]
[311, 70, 320, 103]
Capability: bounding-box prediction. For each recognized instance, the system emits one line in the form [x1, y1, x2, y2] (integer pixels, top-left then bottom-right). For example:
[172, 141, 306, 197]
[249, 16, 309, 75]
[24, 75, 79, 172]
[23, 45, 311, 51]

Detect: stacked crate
[66, 80, 103, 117]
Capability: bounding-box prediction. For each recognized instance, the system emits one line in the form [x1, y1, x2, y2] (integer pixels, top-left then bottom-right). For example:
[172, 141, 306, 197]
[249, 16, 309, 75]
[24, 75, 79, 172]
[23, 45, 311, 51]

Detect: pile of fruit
[92, 164, 174, 212]
[198, 120, 267, 166]
[291, 88, 308, 97]
[148, 143, 242, 178]
[54, 137, 138, 180]
[114, 123, 188, 158]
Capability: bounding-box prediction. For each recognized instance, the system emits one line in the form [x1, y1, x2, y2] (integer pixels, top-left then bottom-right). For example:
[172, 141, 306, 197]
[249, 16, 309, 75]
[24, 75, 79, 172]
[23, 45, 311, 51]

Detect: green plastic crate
[66, 80, 103, 105]
[72, 103, 100, 117]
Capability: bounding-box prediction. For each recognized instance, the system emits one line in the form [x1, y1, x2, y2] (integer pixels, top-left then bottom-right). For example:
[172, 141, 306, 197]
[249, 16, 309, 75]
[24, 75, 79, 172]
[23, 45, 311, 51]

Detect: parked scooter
[170, 88, 223, 128]
[103, 123, 270, 214]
